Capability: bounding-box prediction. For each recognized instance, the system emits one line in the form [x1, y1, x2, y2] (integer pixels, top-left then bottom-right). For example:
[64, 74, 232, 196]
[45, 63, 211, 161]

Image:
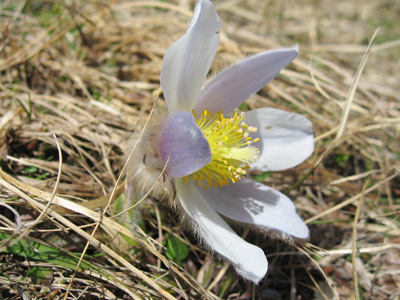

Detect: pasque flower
[128, 0, 314, 283]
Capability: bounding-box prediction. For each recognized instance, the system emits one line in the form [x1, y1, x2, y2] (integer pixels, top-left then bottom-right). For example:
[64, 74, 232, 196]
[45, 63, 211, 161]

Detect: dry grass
[0, 0, 399, 299]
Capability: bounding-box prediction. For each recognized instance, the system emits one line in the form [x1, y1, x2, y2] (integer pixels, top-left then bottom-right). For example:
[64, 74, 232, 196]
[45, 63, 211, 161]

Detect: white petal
[159, 112, 211, 178]
[200, 177, 309, 239]
[161, 0, 220, 113]
[195, 47, 298, 115]
[245, 108, 314, 171]
[176, 178, 268, 283]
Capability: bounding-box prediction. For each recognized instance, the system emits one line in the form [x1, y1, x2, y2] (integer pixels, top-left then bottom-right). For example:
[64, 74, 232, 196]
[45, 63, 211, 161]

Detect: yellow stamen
[187, 109, 259, 189]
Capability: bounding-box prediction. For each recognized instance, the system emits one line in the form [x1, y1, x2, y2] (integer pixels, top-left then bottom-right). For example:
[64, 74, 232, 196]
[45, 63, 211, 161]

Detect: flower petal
[160, 112, 211, 178]
[161, 0, 221, 113]
[245, 107, 314, 171]
[200, 177, 309, 239]
[195, 47, 298, 115]
[176, 178, 268, 283]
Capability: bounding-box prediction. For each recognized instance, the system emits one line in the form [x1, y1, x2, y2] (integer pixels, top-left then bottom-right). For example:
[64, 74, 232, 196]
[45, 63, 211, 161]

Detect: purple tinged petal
[159, 112, 211, 178]
[161, 0, 221, 113]
[195, 47, 298, 115]
[176, 178, 268, 283]
[199, 177, 309, 239]
[244, 108, 314, 171]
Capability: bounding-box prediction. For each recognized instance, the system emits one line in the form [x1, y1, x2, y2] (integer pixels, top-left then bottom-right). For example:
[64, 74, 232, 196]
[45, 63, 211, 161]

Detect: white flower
[129, 0, 314, 284]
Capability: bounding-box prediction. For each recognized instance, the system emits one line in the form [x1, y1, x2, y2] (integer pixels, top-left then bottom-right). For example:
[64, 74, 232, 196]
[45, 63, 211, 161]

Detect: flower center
[187, 110, 259, 190]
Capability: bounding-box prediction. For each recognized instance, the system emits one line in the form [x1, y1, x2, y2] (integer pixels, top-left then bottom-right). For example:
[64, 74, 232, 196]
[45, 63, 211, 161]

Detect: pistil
[189, 110, 259, 190]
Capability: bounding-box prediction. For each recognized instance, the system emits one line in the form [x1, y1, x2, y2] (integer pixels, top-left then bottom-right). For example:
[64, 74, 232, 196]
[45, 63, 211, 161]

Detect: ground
[0, 0, 399, 299]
